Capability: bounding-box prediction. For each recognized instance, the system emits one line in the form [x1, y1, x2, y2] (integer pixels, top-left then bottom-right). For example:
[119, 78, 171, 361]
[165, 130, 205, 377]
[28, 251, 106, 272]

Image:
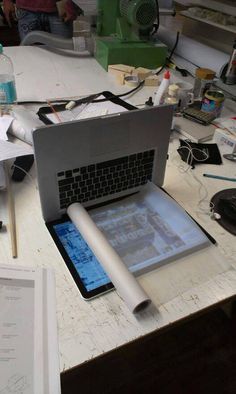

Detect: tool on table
[4, 161, 17, 258]
[223, 153, 236, 162]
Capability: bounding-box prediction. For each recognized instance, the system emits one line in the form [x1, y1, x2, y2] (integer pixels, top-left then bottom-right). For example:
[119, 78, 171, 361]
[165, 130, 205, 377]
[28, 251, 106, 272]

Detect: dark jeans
[16, 8, 73, 40]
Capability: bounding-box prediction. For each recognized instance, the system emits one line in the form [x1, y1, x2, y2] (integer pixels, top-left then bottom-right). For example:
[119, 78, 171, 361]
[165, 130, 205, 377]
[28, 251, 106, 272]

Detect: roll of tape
[124, 75, 140, 87]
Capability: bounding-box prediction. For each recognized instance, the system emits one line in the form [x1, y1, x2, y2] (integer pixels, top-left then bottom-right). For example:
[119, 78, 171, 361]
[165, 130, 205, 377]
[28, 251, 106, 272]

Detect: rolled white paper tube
[157, 26, 228, 77]
[67, 203, 151, 313]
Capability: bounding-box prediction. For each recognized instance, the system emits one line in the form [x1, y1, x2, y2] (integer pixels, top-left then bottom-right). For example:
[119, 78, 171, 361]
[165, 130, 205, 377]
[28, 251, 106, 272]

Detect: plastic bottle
[164, 84, 179, 108]
[153, 70, 170, 106]
[0, 43, 17, 113]
[164, 84, 179, 130]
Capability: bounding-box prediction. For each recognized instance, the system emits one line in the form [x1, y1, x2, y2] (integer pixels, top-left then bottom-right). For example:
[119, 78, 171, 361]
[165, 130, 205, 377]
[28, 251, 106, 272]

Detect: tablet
[47, 216, 114, 299]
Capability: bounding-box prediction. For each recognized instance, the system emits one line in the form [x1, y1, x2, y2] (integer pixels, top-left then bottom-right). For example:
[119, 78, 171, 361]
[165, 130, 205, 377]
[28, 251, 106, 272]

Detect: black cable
[167, 31, 180, 64]
[17, 99, 68, 105]
[17, 80, 145, 106]
[151, 0, 160, 36]
[92, 80, 145, 103]
[155, 30, 180, 76]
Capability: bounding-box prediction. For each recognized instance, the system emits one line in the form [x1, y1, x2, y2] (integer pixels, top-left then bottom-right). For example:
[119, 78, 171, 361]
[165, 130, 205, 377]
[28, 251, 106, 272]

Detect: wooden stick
[46, 100, 62, 123]
[4, 161, 17, 258]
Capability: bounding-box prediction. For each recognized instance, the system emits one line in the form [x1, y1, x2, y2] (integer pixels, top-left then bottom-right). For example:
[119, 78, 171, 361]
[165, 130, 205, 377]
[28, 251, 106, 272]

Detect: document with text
[0, 265, 60, 394]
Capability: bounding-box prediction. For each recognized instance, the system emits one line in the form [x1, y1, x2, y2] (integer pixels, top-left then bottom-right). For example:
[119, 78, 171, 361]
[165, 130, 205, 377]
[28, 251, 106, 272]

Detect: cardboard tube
[67, 203, 151, 313]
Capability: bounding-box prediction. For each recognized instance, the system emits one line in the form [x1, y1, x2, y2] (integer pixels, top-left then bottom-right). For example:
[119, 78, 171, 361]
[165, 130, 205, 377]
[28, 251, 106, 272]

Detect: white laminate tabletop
[1, 45, 236, 372]
[4, 46, 143, 103]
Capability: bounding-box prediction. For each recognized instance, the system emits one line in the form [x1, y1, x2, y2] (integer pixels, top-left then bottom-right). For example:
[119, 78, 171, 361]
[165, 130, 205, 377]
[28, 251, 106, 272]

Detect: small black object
[183, 107, 216, 125]
[145, 96, 154, 106]
[211, 189, 236, 235]
[12, 155, 34, 182]
[176, 66, 188, 77]
[0, 221, 2, 230]
[177, 139, 222, 168]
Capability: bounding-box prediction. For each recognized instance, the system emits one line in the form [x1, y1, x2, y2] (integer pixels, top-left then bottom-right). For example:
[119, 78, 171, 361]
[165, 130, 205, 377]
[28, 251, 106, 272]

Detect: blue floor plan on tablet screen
[54, 221, 110, 291]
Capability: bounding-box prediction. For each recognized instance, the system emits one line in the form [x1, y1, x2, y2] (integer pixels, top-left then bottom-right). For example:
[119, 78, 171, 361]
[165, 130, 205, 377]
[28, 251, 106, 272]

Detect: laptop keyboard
[57, 149, 155, 209]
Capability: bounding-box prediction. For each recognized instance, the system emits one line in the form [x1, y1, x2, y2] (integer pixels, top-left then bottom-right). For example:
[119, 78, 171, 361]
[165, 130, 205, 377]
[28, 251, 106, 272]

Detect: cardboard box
[214, 128, 236, 154]
[144, 75, 160, 86]
[108, 64, 135, 74]
[108, 64, 135, 85]
[132, 67, 153, 80]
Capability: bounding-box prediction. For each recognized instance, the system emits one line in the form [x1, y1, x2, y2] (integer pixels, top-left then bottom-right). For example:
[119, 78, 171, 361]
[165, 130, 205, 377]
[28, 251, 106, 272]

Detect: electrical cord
[151, 0, 160, 36]
[177, 140, 209, 170]
[92, 80, 145, 103]
[17, 80, 145, 107]
[11, 164, 38, 190]
[155, 31, 180, 76]
[173, 141, 218, 218]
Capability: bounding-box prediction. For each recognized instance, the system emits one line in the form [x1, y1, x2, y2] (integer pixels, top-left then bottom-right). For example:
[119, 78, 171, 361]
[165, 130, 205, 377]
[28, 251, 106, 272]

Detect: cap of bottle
[163, 70, 170, 79]
[195, 68, 215, 80]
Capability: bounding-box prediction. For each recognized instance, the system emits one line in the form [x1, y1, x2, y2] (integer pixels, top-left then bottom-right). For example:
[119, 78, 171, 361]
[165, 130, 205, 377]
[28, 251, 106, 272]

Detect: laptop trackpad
[90, 119, 130, 157]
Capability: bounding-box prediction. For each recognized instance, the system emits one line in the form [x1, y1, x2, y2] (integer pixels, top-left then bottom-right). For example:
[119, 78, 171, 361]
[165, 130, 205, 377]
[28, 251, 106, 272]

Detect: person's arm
[56, 0, 77, 22]
[3, 0, 16, 27]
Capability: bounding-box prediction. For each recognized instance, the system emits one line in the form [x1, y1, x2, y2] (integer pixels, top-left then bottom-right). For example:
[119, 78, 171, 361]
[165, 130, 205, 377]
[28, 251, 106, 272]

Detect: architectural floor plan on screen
[54, 182, 211, 291]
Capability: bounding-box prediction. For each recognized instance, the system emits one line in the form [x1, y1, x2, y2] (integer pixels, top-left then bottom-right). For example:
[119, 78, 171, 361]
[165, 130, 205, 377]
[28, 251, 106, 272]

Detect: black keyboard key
[59, 185, 71, 192]
[65, 170, 72, 178]
[97, 156, 128, 170]
[58, 177, 74, 186]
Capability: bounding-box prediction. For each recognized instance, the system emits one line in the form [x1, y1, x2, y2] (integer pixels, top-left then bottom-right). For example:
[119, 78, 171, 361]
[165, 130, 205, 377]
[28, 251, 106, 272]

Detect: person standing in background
[3, 0, 79, 39]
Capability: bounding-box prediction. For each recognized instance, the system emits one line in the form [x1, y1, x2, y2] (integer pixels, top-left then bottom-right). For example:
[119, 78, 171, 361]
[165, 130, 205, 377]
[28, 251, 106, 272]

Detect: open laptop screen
[33, 105, 173, 222]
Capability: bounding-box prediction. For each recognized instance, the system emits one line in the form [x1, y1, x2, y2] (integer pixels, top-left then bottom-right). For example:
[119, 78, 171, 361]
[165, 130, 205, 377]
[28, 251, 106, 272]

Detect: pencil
[4, 161, 17, 258]
[47, 100, 62, 123]
[203, 173, 236, 182]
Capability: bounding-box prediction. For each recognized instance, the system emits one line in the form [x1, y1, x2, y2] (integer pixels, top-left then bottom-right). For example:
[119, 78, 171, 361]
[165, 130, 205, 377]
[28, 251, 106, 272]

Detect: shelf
[180, 10, 236, 33]
[191, 0, 236, 17]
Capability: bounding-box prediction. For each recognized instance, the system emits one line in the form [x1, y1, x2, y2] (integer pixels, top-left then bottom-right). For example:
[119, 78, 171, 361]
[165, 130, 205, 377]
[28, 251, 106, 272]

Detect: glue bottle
[153, 70, 170, 106]
[0, 43, 17, 114]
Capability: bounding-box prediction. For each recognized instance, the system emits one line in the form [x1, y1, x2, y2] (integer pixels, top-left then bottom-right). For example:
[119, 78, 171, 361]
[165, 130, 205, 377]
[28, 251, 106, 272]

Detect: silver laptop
[33, 105, 173, 223]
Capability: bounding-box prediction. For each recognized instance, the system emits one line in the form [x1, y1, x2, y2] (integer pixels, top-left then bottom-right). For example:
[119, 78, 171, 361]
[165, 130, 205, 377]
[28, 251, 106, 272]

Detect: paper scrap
[0, 115, 14, 141]
[46, 95, 127, 124]
[0, 140, 33, 162]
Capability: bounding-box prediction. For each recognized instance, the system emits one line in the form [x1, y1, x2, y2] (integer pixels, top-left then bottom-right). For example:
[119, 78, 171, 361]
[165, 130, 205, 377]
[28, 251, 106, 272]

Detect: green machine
[95, 0, 167, 70]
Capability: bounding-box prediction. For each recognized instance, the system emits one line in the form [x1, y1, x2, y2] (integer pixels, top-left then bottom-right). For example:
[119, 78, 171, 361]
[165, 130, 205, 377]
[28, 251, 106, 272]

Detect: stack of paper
[0, 265, 61, 394]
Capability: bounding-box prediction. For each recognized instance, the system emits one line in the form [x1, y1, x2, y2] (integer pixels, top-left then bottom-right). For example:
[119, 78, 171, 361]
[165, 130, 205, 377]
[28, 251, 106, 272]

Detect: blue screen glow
[53, 221, 110, 291]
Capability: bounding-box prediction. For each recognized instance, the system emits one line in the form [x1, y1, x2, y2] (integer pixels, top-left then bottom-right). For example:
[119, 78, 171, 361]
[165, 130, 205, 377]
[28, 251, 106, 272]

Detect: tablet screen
[47, 217, 114, 299]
